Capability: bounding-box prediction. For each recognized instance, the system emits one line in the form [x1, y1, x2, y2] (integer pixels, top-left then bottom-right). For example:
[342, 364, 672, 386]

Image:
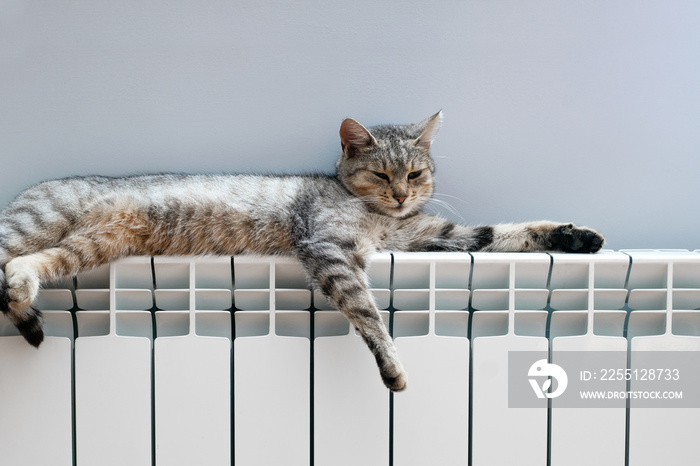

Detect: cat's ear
[340, 118, 377, 158]
[414, 110, 443, 151]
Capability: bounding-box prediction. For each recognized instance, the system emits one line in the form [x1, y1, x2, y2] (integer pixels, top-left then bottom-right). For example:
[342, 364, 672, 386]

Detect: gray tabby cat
[0, 111, 603, 391]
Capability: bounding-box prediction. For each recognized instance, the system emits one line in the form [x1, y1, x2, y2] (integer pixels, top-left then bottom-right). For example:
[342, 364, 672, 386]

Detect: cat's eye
[407, 170, 423, 180]
[373, 172, 390, 182]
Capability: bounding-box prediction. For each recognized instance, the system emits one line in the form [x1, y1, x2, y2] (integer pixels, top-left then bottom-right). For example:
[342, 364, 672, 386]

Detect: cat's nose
[394, 195, 407, 205]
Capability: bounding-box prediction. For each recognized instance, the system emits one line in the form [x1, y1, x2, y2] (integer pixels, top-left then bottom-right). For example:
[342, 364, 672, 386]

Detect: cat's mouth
[369, 198, 418, 218]
[386, 203, 414, 218]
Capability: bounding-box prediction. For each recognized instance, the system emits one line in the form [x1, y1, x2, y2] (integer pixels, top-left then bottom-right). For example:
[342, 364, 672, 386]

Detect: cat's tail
[0, 266, 45, 347]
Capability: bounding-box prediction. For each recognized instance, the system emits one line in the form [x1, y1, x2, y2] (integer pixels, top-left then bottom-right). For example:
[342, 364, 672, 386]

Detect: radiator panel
[0, 335, 73, 466]
[233, 257, 311, 466]
[393, 336, 470, 465]
[625, 251, 700, 465]
[154, 334, 231, 466]
[472, 335, 548, 466]
[548, 252, 629, 466]
[549, 335, 627, 466]
[314, 311, 390, 466]
[75, 335, 152, 466]
[392, 253, 470, 465]
[628, 335, 700, 465]
[0, 289, 74, 466]
[234, 332, 310, 466]
[151, 257, 233, 466]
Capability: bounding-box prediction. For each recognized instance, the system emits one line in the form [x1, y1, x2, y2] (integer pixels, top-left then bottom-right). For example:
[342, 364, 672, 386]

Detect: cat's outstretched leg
[296, 239, 407, 391]
[389, 216, 604, 253]
[481, 221, 604, 253]
[493, 221, 604, 252]
[321, 274, 407, 391]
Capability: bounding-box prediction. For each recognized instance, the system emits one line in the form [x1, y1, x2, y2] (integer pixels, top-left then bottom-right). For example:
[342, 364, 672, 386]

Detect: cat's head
[336, 111, 442, 218]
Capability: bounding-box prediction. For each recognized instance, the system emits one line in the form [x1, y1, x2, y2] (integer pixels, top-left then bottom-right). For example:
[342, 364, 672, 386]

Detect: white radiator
[1, 251, 700, 466]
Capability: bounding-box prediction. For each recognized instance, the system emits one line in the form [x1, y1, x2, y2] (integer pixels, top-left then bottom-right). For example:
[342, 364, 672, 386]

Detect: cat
[0, 111, 603, 391]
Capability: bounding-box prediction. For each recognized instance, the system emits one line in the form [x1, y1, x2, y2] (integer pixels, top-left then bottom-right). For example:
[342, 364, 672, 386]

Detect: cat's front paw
[382, 367, 408, 392]
[550, 224, 604, 253]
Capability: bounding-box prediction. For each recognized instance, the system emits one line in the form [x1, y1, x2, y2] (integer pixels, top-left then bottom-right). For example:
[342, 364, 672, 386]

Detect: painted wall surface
[2, 0, 699, 249]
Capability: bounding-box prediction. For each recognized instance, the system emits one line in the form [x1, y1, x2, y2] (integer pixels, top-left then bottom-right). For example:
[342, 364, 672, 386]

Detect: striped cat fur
[0, 111, 604, 391]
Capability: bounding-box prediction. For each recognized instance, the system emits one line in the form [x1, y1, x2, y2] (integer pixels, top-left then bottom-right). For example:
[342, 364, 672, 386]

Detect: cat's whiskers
[424, 197, 466, 222]
[433, 192, 467, 203]
[423, 203, 441, 216]
[432, 192, 472, 215]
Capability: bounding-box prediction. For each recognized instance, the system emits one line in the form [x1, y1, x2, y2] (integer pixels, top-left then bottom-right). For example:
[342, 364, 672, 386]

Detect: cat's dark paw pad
[16, 308, 45, 348]
[0, 275, 9, 314]
[382, 369, 408, 392]
[551, 224, 605, 253]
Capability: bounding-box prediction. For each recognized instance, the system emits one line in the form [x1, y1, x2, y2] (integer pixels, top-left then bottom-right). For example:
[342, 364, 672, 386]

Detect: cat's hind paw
[0, 271, 44, 348]
[5, 261, 40, 312]
[550, 224, 605, 253]
[2, 257, 45, 347]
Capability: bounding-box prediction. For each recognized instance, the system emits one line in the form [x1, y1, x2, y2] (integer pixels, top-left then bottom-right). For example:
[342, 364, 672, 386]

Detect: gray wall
[2, 0, 699, 250]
